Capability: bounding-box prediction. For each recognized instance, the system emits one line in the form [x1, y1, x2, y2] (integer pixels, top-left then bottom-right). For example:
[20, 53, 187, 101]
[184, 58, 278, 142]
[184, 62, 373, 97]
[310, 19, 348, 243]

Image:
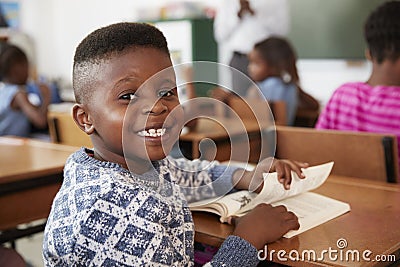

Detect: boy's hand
[269, 159, 309, 190]
[231, 203, 299, 249]
[232, 157, 308, 193]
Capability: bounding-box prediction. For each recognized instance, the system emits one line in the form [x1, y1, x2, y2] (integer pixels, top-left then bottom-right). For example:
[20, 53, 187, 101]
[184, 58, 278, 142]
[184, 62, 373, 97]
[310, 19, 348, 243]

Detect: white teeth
[137, 128, 166, 137]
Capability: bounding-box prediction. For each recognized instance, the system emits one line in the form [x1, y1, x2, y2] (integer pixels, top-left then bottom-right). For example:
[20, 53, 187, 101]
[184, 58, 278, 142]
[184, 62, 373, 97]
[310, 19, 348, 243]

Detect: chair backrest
[227, 97, 285, 126]
[269, 101, 286, 126]
[273, 126, 399, 183]
[294, 86, 320, 128]
[47, 104, 92, 147]
[294, 109, 319, 128]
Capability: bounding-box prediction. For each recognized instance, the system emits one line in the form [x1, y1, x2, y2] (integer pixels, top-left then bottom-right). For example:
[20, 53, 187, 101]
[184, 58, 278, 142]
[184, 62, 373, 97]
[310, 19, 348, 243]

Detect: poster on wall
[0, 1, 19, 29]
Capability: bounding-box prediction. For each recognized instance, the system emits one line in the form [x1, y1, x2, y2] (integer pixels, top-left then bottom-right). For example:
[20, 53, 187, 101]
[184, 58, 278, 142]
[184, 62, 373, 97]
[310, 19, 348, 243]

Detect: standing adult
[213, 0, 290, 96]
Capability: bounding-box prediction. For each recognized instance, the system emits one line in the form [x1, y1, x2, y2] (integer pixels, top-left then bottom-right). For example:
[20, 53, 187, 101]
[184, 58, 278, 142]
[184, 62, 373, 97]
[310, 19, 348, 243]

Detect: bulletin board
[287, 0, 387, 59]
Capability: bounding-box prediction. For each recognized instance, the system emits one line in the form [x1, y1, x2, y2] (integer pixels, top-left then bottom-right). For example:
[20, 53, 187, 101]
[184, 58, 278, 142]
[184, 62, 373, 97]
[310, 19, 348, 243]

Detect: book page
[190, 161, 350, 238]
[273, 192, 350, 238]
[189, 190, 257, 222]
[236, 162, 334, 214]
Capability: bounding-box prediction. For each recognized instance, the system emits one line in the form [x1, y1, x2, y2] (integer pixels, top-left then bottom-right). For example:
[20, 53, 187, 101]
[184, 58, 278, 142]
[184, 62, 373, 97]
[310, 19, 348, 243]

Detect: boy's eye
[158, 88, 176, 98]
[120, 93, 137, 101]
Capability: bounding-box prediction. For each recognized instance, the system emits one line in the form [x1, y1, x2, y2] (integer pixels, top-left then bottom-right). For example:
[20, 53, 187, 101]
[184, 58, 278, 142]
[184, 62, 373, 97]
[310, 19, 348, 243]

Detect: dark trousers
[229, 51, 252, 96]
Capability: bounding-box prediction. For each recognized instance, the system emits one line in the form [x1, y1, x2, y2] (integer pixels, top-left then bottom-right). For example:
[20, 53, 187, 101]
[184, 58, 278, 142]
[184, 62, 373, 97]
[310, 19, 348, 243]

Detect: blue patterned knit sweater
[43, 148, 259, 266]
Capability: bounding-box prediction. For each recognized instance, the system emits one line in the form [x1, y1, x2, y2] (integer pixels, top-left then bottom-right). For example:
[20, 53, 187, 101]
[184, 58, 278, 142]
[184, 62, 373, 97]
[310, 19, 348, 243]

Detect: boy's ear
[72, 104, 95, 135]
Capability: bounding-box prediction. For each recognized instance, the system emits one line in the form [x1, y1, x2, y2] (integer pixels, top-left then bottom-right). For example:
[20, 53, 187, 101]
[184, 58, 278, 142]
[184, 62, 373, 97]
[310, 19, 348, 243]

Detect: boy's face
[84, 47, 183, 172]
[248, 49, 269, 82]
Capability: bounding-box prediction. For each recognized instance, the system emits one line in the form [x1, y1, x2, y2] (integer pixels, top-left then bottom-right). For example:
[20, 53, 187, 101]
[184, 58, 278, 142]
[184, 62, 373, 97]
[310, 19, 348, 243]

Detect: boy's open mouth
[137, 128, 166, 137]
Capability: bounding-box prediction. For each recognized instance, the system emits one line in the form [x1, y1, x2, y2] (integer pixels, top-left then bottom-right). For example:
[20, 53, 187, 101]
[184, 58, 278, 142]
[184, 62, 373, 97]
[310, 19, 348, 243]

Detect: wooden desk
[193, 175, 400, 266]
[0, 137, 77, 242]
[179, 118, 270, 163]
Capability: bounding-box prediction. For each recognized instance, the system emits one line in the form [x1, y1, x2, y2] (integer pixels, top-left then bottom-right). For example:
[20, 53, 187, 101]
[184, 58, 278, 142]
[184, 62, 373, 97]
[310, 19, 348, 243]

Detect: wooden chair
[294, 86, 320, 127]
[273, 126, 398, 183]
[293, 108, 319, 128]
[47, 103, 92, 147]
[227, 97, 285, 126]
[269, 101, 286, 126]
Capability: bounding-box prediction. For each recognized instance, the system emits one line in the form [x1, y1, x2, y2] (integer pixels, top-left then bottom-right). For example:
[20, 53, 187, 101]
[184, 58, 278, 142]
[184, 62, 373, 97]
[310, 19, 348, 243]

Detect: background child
[247, 36, 318, 126]
[43, 22, 306, 266]
[316, 1, 400, 171]
[0, 44, 51, 137]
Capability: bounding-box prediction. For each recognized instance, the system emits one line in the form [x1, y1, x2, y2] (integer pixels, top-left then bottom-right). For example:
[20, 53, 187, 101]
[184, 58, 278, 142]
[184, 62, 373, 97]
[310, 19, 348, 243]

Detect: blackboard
[287, 0, 387, 59]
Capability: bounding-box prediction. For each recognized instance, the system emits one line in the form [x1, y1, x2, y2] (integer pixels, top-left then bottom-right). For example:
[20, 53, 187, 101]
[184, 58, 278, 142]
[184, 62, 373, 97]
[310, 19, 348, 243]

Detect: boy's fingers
[284, 221, 300, 232]
[273, 205, 287, 213]
[294, 167, 306, 179]
[287, 218, 300, 231]
[282, 160, 306, 179]
[277, 207, 300, 231]
[289, 165, 305, 179]
[284, 165, 292, 189]
[284, 211, 298, 220]
[283, 211, 300, 231]
[295, 161, 309, 168]
[293, 161, 308, 179]
[278, 164, 291, 189]
[275, 162, 285, 183]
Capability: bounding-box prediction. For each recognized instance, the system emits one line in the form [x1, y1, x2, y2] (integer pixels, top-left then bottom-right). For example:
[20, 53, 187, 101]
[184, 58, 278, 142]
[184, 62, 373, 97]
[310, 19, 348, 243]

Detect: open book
[189, 162, 350, 238]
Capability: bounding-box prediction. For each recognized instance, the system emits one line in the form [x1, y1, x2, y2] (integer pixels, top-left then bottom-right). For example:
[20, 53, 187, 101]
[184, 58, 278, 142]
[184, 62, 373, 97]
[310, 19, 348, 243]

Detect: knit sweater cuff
[209, 235, 259, 267]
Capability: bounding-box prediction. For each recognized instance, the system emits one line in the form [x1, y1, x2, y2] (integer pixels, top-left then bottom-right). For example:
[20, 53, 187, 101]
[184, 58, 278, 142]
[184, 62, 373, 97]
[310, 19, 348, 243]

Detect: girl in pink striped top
[316, 1, 400, 174]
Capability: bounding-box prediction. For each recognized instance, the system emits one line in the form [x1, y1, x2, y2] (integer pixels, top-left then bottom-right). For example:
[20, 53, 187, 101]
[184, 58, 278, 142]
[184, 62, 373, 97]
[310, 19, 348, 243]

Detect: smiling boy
[43, 22, 303, 266]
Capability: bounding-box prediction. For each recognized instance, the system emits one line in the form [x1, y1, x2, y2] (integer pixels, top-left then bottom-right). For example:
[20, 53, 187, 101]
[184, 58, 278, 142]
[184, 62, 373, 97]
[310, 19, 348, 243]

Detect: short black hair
[0, 44, 28, 80]
[254, 36, 299, 84]
[73, 22, 169, 104]
[364, 1, 400, 63]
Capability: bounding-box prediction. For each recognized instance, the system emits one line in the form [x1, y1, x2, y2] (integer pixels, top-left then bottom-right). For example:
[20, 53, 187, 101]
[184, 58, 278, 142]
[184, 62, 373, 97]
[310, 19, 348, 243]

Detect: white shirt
[214, 0, 290, 54]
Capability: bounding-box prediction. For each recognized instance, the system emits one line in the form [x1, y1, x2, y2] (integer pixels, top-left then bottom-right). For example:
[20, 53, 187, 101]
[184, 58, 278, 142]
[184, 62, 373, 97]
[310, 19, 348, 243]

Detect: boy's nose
[141, 99, 167, 115]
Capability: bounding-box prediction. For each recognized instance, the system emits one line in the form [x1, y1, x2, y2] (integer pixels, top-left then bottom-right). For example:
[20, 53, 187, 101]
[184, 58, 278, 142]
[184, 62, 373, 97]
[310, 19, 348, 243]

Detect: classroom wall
[298, 60, 370, 106]
[287, 0, 386, 59]
[16, 0, 371, 106]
